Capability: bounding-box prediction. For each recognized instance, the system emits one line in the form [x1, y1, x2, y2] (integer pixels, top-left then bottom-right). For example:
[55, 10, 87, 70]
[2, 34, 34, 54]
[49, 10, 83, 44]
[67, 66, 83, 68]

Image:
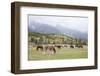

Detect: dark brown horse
[36, 45, 43, 51]
[70, 45, 74, 48]
[55, 45, 62, 49]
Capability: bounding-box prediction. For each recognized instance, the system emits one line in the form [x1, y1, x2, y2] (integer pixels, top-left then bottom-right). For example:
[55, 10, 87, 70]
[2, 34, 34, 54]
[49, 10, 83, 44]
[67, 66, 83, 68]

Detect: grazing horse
[36, 45, 56, 54]
[36, 45, 43, 51]
[75, 45, 83, 48]
[55, 45, 62, 49]
[78, 45, 83, 48]
[70, 45, 74, 48]
[45, 45, 56, 54]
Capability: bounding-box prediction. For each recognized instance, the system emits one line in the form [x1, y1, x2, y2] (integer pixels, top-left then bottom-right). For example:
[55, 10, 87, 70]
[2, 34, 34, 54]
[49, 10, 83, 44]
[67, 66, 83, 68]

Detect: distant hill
[28, 21, 88, 40]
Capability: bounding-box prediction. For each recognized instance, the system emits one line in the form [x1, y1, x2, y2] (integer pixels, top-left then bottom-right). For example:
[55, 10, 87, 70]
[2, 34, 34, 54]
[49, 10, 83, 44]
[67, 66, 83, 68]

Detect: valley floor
[28, 45, 88, 60]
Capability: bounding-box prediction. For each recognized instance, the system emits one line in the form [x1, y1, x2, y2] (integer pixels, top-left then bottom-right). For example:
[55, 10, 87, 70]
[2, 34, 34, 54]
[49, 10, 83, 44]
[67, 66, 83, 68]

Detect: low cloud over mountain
[28, 21, 88, 40]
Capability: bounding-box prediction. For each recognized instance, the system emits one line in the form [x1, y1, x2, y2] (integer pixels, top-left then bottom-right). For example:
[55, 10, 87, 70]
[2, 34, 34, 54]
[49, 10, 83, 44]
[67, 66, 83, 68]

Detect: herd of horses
[34, 44, 83, 54]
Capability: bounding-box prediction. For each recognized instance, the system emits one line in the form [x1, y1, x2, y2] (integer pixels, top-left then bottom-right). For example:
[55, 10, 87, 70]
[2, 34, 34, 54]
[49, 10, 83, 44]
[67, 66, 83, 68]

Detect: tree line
[29, 33, 87, 45]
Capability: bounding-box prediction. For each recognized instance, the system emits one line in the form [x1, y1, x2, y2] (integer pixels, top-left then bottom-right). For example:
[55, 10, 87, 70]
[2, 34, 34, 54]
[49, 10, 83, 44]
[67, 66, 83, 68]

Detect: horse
[78, 45, 83, 48]
[36, 45, 44, 51]
[36, 45, 56, 54]
[75, 45, 83, 48]
[70, 45, 74, 48]
[45, 45, 56, 54]
[55, 45, 62, 49]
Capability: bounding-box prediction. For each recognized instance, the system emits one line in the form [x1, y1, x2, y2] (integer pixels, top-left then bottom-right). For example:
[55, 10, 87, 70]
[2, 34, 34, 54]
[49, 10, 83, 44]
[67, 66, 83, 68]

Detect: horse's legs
[36, 47, 38, 51]
[53, 48, 56, 54]
[41, 47, 44, 51]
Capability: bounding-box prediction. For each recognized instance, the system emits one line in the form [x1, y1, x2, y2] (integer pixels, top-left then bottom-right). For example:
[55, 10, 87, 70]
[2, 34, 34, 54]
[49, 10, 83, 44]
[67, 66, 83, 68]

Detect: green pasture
[28, 45, 88, 60]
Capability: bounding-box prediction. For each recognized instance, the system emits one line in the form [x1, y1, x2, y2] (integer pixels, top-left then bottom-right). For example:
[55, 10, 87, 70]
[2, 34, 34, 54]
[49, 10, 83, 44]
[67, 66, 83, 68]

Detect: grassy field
[28, 45, 88, 60]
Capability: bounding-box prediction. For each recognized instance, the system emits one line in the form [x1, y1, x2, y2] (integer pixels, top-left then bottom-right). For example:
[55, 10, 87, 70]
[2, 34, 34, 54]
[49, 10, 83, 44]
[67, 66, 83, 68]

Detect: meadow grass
[28, 46, 88, 60]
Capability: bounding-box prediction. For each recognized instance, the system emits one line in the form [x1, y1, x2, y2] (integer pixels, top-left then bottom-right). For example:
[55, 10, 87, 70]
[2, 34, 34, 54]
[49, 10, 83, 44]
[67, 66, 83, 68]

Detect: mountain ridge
[28, 21, 88, 40]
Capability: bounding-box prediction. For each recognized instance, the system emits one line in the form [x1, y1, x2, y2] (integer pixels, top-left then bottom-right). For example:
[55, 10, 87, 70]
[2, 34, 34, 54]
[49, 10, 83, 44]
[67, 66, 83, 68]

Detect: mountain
[28, 21, 88, 40]
[56, 25, 88, 40]
[28, 21, 61, 34]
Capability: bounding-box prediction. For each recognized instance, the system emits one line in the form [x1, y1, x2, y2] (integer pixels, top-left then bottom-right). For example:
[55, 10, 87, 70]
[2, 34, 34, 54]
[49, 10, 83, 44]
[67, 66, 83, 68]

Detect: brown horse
[45, 45, 56, 54]
[36, 45, 43, 51]
[75, 45, 83, 48]
[55, 45, 62, 49]
[70, 45, 74, 48]
[36, 45, 56, 54]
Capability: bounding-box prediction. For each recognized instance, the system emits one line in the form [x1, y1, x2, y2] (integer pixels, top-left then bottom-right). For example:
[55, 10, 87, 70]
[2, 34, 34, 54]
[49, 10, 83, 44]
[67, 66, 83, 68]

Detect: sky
[29, 15, 88, 33]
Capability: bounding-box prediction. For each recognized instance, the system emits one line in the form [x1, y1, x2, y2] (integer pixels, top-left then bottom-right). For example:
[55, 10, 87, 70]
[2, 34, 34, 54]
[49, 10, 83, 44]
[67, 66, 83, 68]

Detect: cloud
[29, 15, 88, 33]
